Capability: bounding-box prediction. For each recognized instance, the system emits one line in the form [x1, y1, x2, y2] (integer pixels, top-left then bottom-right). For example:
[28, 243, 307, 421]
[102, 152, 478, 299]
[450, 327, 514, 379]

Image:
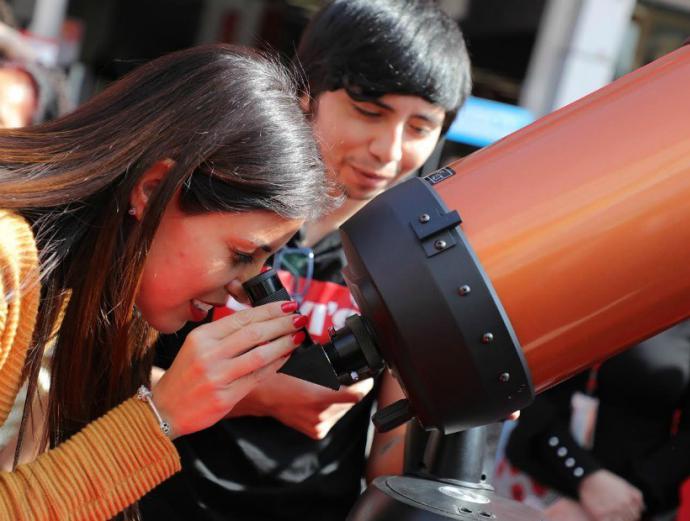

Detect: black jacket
[506, 321, 690, 515]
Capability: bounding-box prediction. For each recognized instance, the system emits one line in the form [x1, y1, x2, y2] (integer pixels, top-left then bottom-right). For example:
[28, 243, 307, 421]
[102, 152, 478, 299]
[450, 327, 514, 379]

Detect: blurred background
[1, 0, 689, 157]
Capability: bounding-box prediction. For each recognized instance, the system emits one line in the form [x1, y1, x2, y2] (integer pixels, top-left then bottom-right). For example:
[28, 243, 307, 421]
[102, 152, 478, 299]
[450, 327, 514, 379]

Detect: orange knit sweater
[0, 210, 180, 520]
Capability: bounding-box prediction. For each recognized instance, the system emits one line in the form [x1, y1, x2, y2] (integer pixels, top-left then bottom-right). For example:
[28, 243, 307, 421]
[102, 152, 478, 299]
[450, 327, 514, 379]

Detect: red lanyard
[585, 363, 602, 395]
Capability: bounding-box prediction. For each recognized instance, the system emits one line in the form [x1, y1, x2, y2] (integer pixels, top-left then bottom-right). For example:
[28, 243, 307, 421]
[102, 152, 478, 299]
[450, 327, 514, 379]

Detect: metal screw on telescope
[458, 284, 471, 296]
[419, 213, 431, 223]
[434, 239, 447, 250]
[481, 332, 494, 344]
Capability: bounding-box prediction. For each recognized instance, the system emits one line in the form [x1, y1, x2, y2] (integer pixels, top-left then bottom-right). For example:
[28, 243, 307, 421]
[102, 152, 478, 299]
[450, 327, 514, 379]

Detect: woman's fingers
[220, 355, 291, 404]
[215, 313, 304, 359]
[218, 332, 300, 383]
[204, 300, 297, 340]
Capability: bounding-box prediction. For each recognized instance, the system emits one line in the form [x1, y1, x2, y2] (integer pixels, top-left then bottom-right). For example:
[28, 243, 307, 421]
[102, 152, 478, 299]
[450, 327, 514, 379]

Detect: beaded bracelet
[136, 385, 172, 437]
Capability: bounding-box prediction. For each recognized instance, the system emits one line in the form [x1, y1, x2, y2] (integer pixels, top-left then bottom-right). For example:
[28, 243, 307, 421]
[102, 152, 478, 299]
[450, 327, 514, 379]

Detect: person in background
[499, 322, 690, 521]
[0, 13, 72, 127]
[0, 63, 37, 127]
[141, 1, 472, 520]
[0, 43, 335, 520]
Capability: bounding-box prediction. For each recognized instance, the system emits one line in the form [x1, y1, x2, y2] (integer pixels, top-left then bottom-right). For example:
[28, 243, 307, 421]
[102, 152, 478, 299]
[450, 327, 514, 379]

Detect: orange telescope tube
[336, 44, 690, 432]
[433, 45, 690, 392]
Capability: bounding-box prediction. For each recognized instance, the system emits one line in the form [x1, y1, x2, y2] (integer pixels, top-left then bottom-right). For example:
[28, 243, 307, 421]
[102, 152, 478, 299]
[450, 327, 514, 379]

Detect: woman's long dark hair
[0, 44, 334, 518]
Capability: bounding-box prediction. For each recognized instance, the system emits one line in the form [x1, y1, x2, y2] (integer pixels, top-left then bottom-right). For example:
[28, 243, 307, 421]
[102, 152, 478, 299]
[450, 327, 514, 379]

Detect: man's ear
[300, 93, 313, 114]
[128, 159, 175, 219]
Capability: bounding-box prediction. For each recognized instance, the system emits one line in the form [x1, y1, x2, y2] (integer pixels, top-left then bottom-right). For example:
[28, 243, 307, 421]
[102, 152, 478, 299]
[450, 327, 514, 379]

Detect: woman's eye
[232, 250, 254, 265]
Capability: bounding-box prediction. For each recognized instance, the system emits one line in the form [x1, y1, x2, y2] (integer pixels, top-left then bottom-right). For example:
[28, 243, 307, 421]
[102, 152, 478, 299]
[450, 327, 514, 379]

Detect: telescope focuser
[243, 269, 384, 392]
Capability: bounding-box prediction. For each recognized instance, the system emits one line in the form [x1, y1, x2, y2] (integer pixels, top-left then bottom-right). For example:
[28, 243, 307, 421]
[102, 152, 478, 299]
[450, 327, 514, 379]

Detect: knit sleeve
[0, 397, 181, 520]
[0, 211, 181, 519]
[0, 210, 40, 428]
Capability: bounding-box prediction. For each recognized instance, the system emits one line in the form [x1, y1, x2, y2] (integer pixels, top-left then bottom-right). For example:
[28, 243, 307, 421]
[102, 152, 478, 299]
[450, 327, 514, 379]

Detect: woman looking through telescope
[0, 43, 334, 520]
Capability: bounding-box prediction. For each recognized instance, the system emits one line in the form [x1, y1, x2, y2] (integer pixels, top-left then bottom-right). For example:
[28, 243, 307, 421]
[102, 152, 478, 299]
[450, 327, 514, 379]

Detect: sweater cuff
[536, 425, 601, 497]
[11, 397, 180, 520]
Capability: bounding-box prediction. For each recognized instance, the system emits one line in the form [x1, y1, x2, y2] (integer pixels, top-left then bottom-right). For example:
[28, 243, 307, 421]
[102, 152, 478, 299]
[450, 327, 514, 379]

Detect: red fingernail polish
[293, 315, 308, 329]
[281, 301, 298, 313]
[292, 331, 306, 345]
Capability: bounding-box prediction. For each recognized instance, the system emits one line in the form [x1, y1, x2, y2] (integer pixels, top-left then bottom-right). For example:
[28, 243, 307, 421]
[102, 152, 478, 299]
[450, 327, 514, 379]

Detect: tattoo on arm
[377, 434, 403, 457]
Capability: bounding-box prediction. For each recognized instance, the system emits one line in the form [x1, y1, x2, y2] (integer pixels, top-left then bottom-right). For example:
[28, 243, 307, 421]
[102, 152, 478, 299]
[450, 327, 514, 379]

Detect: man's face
[311, 89, 445, 200]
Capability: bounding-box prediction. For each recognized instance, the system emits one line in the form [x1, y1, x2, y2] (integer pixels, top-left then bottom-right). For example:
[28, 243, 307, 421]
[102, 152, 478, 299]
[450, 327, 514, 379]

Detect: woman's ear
[128, 159, 175, 219]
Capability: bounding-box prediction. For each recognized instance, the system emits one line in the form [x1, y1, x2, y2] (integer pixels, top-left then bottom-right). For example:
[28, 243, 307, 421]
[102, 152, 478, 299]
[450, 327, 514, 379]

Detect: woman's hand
[152, 301, 303, 439]
[578, 469, 644, 521]
[229, 373, 374, 439]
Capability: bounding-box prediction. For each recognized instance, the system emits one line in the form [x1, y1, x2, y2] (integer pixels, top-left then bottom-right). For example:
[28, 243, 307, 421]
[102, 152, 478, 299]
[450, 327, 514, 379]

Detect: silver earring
[128, 207, 136, 216]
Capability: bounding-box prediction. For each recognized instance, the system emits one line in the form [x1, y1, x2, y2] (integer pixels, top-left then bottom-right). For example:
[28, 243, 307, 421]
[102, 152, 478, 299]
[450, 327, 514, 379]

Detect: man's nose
[369, 123, 404, 165]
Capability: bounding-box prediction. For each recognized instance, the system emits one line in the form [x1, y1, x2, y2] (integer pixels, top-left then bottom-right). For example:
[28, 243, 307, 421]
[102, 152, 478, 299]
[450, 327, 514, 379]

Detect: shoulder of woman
[0, 209, 40, 426]
[0, 209, 39, 289]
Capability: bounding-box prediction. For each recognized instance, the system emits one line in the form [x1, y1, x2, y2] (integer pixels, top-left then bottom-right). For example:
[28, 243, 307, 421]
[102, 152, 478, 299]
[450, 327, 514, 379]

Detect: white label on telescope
[424, 166, 456, 185]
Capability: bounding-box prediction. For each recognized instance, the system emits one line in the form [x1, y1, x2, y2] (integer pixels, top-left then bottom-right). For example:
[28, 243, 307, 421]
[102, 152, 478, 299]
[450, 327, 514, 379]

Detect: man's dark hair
[296, 0, 472, 129]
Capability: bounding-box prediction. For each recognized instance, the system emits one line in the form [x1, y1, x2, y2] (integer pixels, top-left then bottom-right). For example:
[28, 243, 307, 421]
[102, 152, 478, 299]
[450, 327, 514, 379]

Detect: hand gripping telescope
[245, 44, 690, 520]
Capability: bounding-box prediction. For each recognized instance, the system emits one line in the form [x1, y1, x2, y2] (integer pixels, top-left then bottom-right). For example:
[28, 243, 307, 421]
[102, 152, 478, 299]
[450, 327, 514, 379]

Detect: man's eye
[354, 105, 381, 118]
[409, 125, 432, 136]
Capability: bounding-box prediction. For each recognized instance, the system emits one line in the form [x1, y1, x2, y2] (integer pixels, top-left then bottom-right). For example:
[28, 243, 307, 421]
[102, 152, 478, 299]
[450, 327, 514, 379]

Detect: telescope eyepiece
[242, 269, 383, 390]
[242, 269, 291, 304]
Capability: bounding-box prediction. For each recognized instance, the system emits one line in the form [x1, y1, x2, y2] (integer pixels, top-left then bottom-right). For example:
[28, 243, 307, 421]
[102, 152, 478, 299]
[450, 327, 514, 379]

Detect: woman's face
[136, 197, 302, 333]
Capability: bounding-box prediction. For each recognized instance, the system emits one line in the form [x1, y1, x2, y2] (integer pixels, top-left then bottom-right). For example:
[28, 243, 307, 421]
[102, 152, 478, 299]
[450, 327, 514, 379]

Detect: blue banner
[446, 96, 534, 148]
